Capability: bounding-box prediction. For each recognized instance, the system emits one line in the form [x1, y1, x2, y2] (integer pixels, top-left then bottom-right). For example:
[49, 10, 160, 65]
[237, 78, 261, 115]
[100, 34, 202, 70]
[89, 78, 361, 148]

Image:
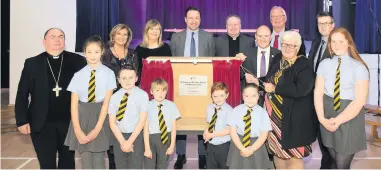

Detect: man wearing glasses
[269, 6, 306, 56]
[308, 12, 335, 169]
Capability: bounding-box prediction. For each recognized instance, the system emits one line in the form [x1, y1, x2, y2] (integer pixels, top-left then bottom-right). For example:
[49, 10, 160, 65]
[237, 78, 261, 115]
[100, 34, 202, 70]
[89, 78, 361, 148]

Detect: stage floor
[2, 89, 381, 169]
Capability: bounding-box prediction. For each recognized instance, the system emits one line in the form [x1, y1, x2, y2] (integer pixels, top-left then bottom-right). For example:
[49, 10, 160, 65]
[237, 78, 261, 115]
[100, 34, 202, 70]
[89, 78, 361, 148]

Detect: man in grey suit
[170, 6, 215, 169]
[215, 15, 254, 58]
[170, 8, 215, 57]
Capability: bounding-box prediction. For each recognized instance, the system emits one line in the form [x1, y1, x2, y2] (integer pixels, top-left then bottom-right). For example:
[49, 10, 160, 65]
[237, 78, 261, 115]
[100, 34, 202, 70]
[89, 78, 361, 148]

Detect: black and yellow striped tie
[116, 93, 128, 121]
[158, 104, 169, 145]
[88, 70, 96, 103]
[334, 57, 341, 111]
[208, 107, 220, 133]
[242, 108, 252, 148]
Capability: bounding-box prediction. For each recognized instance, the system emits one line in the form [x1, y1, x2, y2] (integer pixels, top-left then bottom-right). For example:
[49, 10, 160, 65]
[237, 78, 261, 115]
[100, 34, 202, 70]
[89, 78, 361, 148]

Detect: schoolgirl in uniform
[315, 27, 369, 169]
[64, 36, 116, 169]
[226, 83, 273, 169]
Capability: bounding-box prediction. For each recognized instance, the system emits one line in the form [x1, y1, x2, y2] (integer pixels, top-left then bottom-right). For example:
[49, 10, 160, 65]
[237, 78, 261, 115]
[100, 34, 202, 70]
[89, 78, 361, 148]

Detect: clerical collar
[47, 51, 64, 59]
[228, 34, 240, 41]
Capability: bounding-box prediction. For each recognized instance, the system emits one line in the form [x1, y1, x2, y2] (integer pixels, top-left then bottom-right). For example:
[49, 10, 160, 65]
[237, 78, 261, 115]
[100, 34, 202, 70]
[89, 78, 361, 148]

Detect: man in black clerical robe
[15, 28, 86, 169]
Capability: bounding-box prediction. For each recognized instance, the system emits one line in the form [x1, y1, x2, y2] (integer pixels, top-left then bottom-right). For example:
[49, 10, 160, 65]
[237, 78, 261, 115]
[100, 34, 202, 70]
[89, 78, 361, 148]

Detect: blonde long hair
[140, 19, 164, 48]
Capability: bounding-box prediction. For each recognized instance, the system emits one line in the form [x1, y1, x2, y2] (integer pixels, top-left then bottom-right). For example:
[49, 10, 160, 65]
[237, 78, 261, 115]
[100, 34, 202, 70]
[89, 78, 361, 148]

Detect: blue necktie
[190, 32, 196, 57]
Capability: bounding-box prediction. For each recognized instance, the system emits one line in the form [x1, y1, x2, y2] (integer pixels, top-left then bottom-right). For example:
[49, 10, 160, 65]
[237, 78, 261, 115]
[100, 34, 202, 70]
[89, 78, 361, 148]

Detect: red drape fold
[212, 60, 242, 107]
[140, 59, 174, 101]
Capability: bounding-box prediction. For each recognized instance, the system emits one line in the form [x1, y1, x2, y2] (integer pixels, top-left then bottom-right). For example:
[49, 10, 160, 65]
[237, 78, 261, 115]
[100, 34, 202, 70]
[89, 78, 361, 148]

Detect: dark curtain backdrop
[355, 0, 381, 53]
[76, 0, 323, 51]
[75, 0, 119, 51]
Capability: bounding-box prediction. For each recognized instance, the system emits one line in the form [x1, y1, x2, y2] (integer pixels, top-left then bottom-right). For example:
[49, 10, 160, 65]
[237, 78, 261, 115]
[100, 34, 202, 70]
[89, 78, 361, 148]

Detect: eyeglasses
[317, 22, 333, 27]
[281, 43, 297, 50]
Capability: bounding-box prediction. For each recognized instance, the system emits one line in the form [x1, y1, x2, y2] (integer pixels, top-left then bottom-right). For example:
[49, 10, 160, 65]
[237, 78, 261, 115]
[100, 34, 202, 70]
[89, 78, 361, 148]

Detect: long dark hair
[83, 35, 105, 55]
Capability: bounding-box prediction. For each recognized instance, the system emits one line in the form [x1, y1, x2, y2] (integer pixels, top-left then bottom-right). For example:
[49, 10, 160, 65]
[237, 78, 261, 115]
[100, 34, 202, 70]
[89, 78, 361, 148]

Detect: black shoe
[174, 154, 187, 169]
[198, 155, 206, 169]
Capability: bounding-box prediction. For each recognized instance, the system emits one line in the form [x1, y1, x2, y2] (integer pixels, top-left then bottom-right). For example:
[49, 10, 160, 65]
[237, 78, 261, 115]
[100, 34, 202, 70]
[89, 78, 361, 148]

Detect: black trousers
[317, 127, 333, 169]
[30, 122, 75, 169]
[206, 142, 230, 169]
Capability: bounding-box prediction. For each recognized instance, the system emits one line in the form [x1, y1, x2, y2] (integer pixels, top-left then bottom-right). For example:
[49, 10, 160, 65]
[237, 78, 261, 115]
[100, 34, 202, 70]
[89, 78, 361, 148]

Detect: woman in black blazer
[263, 31, 318, 169]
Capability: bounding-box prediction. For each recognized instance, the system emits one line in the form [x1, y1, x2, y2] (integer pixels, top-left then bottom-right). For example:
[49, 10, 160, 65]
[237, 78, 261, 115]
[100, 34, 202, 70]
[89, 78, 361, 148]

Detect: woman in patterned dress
[263, 31, 318, 169]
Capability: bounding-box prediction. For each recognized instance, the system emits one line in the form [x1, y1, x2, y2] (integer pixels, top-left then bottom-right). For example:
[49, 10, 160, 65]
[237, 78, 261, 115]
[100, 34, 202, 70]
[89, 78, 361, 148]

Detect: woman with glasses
[263, 31, 318, 169]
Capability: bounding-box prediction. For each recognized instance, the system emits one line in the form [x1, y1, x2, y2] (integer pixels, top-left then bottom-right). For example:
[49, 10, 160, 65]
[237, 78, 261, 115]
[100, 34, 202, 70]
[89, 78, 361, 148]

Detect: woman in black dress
[101, 23, 138, 169]
[102, 24, 139, 87]
[135, 19, 172, 80]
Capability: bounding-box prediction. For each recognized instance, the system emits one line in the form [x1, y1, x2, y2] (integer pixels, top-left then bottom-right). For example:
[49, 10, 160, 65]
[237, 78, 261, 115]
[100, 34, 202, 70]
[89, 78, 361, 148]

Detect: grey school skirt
[226, 135, 273, 169]
[320, 95, 367, 154]
[64, 101, 112, 153]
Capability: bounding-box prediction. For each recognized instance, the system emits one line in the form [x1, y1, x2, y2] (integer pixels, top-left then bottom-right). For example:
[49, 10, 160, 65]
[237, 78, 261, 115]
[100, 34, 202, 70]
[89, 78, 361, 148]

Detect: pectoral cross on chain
[53, 83, 62, 97]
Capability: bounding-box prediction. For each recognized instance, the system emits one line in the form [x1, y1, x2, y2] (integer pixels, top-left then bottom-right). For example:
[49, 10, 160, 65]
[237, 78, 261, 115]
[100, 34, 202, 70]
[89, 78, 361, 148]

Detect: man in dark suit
[214, 15, 254, 58]
[309, 12, 335, 73]
[170, 7, 215, 169]
[308, 12, 335, 169]
[269, 6, 306, 56]
[15, 28, 86, 169]
[239, 25, 281, 106]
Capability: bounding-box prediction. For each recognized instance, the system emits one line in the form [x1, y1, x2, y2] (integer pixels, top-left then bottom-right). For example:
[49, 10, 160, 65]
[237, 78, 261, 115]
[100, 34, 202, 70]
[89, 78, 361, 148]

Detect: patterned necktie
[116, 93, 128, 121]
[158, 104, 169, 145]
[334, 57, 341, 111]
[88, 70, 96, 103]
[208, 107, 220, 133]
[190, 32, 196, 57]
[315, 40, 326, 73]
[242, 108, 252, 148]
[273, 35, 279, 49]
[260, 51, 267, 77]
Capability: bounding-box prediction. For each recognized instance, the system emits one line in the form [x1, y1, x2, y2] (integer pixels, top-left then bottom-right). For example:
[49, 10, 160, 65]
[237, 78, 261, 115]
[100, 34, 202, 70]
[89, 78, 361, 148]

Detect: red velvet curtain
[140, 59, 174, 101]
[212, 60, 242, 107]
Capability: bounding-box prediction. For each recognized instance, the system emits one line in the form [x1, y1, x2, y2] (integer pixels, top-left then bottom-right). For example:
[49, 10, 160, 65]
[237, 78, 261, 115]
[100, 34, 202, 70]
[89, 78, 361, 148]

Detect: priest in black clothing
[15, 28, 86, 169]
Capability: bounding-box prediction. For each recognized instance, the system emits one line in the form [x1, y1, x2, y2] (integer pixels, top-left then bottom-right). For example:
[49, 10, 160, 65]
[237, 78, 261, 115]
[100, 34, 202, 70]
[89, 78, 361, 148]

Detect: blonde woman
[101, 23, 136, 169]
[135, 19, 172, 76]
[102, 24, 138, 86]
